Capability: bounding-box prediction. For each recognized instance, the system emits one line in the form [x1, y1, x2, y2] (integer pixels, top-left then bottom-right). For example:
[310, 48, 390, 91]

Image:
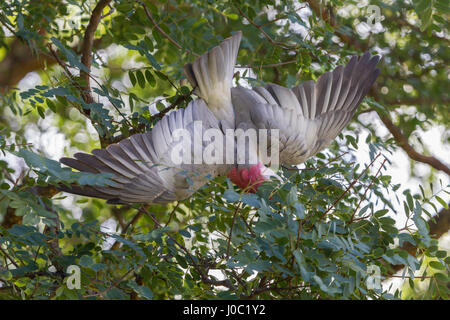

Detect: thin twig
[319, 153, 382, 220]
[236, 6, 296, 50]
[260, 5, 307, 27]
[164, 202, 180, 227]
[83, 268, 134, 298]
[282, 151, 349, 171]
[226, 202, 242, 258]
[153, 89, 193, 120]
[0, 246, 20, 269]
[47, 45, 77, 85]
[237, 59, 297, 69]
[0, 19, 17, 36]
[142, 3, 199, 57]
[131, 205, 235, 290]
[245, 284, 309, 299]
[349, 156, 387, 223]
[110, 209, 143, 250]
[101, 3, 115, 19]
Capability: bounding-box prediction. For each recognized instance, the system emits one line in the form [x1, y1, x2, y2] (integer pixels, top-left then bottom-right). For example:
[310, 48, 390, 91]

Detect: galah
[59, 31, 380, 204]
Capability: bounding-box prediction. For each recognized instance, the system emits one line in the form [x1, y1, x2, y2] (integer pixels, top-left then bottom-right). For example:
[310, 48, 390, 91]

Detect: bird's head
[227, 162, 280, 193]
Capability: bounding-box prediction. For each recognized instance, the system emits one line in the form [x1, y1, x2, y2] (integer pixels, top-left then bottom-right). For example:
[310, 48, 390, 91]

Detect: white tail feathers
[183, 32, 242, 127]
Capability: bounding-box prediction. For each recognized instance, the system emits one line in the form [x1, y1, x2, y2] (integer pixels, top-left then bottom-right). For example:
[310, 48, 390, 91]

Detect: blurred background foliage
[0, 0, 449, 299]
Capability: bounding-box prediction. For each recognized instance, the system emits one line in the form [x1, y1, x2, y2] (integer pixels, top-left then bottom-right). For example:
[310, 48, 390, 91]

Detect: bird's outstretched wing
[232, 52, 381, 165]
[59, 100, 229, 204]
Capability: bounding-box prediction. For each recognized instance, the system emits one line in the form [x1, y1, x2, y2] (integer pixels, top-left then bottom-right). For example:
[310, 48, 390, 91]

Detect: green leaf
[129, 94, 134, 112]
[429, 261, 446, 270]
[105, 288, 128, 300]
[129, 71, 136, 86]
[145, 70, 156, 87]
[179, 229, 191, 238]
[37, 106, 45, 119]
[156, 101, 166, 112]
[313, 275, 331, 293]
[293, 203, 305, 219]
[435, 196, 448, 209]
[143, 51, 161, 71]
[136, 70, 146, 88]
[144, 36, 154, 51]
[225, 13, 238, 20]
[406, 193, 414, 211]
[223, 189, 240, 203]
[374, 209, 389, 218]
[79, 255, 93, 267]
[46, 99, 57, 113]
[403, 201, 410, 218]
[50, 37, 89, 73]
[128, 282, 153, 299]
[241, 193, 260, 208]
[154, 71, 168, 81]
[288, 186, 298, 203]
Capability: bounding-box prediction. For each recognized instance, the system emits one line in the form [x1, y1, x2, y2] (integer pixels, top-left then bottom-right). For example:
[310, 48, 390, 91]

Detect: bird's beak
[260, 165, 282, 182]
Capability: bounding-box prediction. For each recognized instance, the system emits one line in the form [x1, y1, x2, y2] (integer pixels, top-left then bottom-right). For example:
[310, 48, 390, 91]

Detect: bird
[59, 31, 381, 204]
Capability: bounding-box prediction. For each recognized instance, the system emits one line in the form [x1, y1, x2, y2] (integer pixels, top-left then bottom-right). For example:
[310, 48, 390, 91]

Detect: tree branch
[0, 38, 102, 93]
[429, 206, 450, 238]
[142, 3, 199, 57]
[236, 6, 296, 50]
[397, 15, 450, 45]
[378, 113, 450, 176]
[80, 0, 112, 104]
[1, 2, 113, 229]
[304, 0, 366, 50]
[237, 59, 297, 69]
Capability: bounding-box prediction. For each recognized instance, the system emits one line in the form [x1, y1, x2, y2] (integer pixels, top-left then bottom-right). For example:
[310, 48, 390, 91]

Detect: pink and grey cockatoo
[59, 31, 380, 204]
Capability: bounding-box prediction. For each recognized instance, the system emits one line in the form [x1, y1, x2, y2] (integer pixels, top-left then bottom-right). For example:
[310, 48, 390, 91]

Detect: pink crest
[227, 163, 265, 193]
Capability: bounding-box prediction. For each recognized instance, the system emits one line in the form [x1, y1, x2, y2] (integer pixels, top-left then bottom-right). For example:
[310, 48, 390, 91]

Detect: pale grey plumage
[60, 31, 381, 204]
[60, 100, 229, 204]
[60, 32, 243, 204]
[232, 52, 381, 165]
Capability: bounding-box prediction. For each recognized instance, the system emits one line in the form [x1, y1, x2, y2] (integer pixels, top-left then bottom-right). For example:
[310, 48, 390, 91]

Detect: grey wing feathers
[59, 100, 224, 204]
[233, 52, 380, 165]
[292, 52, 381, 119]
[265, 52, 380, 119]
[290, 52, 380, 158]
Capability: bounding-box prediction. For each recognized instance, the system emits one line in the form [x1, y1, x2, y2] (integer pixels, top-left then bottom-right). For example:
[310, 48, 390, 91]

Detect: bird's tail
[183, 31, 242, 127]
